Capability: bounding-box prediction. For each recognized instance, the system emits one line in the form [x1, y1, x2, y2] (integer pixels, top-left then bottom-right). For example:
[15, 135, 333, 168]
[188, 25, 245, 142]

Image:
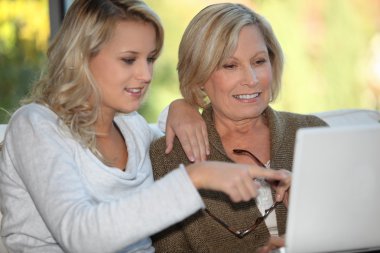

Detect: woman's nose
[136, 61, 152, 84]
[243, 66, 259, 86]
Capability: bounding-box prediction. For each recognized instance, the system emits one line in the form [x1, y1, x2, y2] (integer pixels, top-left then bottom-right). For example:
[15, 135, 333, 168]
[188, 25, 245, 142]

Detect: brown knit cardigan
[150, 106, 327, 253]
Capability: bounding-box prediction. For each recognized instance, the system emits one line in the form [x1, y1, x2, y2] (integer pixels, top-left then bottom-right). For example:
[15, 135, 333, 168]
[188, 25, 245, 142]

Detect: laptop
[274, 125, 380, 253]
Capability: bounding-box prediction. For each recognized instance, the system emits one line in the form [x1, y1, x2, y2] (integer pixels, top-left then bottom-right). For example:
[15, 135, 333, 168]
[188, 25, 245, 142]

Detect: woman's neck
[95, 110, 116, 136]
[95, 112, 128, 171]
[214, 113, 267, 139]
[214, 111, 271, 166]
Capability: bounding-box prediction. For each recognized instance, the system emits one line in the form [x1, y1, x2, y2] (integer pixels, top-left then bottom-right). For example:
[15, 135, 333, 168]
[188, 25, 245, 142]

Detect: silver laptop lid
[286, 125, 380, 253]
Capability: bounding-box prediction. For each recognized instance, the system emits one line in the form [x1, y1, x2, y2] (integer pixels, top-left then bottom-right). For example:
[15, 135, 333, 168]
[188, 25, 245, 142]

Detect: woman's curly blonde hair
[20, 0, 163, 155]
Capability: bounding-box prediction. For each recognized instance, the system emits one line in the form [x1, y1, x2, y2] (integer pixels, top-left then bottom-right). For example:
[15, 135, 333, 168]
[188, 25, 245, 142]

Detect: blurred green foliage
[1, 0, 380, 124]
[0, 0, 49, 123]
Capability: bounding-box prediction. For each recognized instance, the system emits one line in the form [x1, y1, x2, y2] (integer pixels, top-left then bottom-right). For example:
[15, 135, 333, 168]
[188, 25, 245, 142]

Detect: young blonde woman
[0, 1, 290, 252]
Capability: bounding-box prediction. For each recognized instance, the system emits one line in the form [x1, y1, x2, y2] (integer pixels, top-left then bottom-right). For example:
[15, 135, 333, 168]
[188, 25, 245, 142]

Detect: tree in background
[0, 0, 49, 123]
[263, 0, 380, 113]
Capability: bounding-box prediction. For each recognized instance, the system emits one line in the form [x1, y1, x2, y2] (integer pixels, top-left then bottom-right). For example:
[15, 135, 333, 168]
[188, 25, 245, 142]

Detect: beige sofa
[0, 108, 379, 252]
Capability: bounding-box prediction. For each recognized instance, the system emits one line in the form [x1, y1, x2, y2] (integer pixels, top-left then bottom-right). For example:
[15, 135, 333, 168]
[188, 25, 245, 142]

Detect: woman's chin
[119, 104, 141, 114]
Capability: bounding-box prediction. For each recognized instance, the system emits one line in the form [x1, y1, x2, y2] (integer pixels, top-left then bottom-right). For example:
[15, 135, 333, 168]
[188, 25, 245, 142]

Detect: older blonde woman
[151, 3, 327, 252]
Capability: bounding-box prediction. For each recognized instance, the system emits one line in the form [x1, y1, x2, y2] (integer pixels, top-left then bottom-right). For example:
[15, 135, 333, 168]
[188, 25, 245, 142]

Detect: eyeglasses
[205, 201, 280, 238]
[205, 148, 278, 238]
[233, 148, 266, 167]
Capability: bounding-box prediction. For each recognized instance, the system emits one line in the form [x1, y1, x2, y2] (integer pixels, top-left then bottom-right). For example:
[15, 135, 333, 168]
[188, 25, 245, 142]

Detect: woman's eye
[147, 57, 156, 64]
[223, 64, 236, 69]
[122, 58, 135, 65]
[255, 59, 267, 65]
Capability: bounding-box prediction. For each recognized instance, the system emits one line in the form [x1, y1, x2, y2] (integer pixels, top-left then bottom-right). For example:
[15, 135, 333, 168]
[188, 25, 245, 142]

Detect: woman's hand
[266, 169, 291, 207]
[256, 235, 285, 253]
[185, 161, 291, 203]
[165, 99, 209, 162]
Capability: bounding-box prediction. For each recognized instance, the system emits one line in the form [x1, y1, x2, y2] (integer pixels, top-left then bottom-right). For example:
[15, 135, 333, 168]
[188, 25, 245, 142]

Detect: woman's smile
[233, 92, 261, 101]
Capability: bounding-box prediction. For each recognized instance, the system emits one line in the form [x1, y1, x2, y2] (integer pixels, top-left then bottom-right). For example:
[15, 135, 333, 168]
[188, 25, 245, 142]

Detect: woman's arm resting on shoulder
[165, 99, 209, 162]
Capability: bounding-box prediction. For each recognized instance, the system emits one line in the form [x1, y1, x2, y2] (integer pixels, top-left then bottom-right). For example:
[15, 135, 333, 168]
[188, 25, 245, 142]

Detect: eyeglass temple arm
[264, 201, 281, 216]
[232, 149, 266, 167]
[236, 201, 281, 238]
[204, 209, 241, 235]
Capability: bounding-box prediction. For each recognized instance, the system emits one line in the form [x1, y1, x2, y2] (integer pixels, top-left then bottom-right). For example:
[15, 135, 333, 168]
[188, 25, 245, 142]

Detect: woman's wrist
[185, 163, 205, 189]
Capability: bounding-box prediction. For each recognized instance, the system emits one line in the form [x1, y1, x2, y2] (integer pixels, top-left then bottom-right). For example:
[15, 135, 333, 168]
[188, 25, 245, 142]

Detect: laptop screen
[284, 125, 380, 253]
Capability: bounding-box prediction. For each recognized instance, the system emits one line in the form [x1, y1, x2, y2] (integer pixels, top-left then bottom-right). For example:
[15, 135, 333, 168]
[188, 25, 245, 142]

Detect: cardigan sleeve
[150, 136, 197, 252]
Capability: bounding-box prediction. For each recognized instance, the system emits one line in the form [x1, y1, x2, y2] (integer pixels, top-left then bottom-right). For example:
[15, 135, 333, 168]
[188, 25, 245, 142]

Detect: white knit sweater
[0, 103, 204, 253]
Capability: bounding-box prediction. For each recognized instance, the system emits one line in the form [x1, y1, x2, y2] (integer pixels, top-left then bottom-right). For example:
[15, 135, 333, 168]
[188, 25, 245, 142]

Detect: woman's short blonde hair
[25, 0, 163, 152]
[178, 3, 284, 108]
